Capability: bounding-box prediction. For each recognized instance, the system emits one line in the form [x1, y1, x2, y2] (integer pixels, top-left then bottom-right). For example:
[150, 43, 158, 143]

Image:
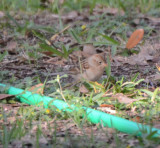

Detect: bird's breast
[85, 67, 104, 81]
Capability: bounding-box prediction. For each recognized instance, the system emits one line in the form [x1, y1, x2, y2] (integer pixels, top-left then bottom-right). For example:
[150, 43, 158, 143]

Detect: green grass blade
[32, 30, 46, 41]
[0, 51, 8, 62]
[105, 55, 111, 77]
[86, 29, 95, 42]
[151, 87, 159, 102]
[69, 29, 81, 43]
[99, 33, 120, 45]
[6, 12, 21, 29]
[39, 43, 63, 57]
[61, 44, 68, 58]
[141, 89, 160, 100]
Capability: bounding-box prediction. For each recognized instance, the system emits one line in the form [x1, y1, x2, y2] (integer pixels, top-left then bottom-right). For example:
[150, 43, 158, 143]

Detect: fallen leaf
[79, 84, 89, 94]
[60, 123, 76, 131]
[28, 83, 44, 94]
[126, 29, 144, 49]
[112, 93, 145, 104]
[153, 74, 160, 81]
[127, 48, 153, 65]
[132, 18, 140, 25]
[45, 39, 51, 45]
[131, 116, 141, 123]
[100, 104, 114, 108]
[0, 94, 15, 100]
[141, 15, 160, 26]
[82, 43, 97, 57]
[41, 51, 54, 56]
[113, 41, 159, 66]
[5, 41, 17, 53]
[64, 11, 78, 20]
[50, 11, 79, 22]
[105, 7, 124, 15]
[93, 6, 124, 16]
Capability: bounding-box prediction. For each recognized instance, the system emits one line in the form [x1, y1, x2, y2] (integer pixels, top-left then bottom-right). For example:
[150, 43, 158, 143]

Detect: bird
[70, 53, 108, 81]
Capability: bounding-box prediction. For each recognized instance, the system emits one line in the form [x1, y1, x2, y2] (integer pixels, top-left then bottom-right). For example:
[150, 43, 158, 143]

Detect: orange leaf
[41, 51, 53, 56]
[126, 29, 144, 49]
[29, 83, 44, 94]
[100, 104, 114, 108]
[131, 116, 141, 123]
[156, 63, 160, 72]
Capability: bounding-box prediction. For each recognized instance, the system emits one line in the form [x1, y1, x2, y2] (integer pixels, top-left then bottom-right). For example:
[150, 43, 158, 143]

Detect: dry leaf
[64, 11, 78, 20]
[128, 48, 153, 65]
[100, 104, 114, 108]
[153, 74, 160, 81]
[126, 29, 144, 49]
[128, 42, 159, 65]
[141, 15, 160, 26]
[132, 18, 140, 25]
[131, 116, 141, 123]
[146, 16, 160, 25]
[113, 41, 159, 66]
[0, 94, 15, 100]
[45, 39, 51, 45]
[105, 7, 124, 15]
[50, 11, 79, 21]
[112, 93, 145, 104]
[41, 51, 54, 56]
[60, 123, 76, 131]
[5, 41, 17, 52]
[82, 43, 97, 57]
[79, 84, 89, 94]
[29, 83, 44, 94]
[93, 6, 124, 16]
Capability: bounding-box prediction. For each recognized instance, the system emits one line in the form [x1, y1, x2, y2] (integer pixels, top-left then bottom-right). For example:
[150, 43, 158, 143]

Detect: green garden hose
[0, 83, 160, 137]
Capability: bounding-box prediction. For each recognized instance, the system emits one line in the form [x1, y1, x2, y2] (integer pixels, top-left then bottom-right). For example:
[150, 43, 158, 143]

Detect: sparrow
[70, 53, 108, 81]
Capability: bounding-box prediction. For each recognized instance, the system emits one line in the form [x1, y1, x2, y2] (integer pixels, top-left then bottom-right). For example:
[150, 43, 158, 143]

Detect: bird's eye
[99, 61, 102, 64]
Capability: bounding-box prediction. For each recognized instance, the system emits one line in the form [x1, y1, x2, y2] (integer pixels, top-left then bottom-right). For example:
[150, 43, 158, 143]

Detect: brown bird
[70, 53, 108, 81]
